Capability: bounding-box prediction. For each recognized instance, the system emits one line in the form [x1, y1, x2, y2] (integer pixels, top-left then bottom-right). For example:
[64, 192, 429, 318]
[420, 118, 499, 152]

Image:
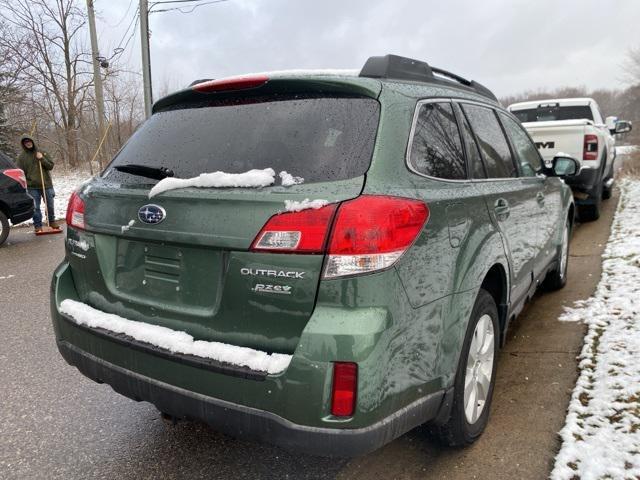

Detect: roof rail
[359, 54, 497, 102]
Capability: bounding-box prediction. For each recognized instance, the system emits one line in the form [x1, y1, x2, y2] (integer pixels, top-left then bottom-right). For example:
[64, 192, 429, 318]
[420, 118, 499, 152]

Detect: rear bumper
[10, 197, 34, 225]
[51, 261, 450, 456]
[57, 339, 446, 457]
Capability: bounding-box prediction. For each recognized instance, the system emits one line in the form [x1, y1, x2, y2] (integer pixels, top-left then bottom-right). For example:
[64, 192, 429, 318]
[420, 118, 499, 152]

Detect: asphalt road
[0, 189, 618, 480]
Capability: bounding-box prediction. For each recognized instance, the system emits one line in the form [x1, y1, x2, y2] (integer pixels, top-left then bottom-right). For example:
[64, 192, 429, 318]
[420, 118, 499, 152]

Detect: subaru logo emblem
[138, 204, 166, 225]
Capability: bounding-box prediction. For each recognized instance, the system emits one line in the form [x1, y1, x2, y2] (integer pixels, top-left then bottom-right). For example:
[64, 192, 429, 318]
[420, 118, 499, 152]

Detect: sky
[95, 0, 640, 100]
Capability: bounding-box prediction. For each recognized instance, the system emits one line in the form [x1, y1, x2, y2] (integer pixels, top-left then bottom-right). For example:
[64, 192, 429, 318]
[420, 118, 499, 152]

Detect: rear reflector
[2, 168, 27, 189]
[66, 191, 85, 229]
[583, 134, 598, 160]
[331, 362, 357, 417]
[193, 75, 269, 93]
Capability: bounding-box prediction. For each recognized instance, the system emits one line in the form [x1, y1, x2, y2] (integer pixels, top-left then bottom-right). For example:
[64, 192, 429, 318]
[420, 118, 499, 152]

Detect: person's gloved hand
[36, 152, 43, 161]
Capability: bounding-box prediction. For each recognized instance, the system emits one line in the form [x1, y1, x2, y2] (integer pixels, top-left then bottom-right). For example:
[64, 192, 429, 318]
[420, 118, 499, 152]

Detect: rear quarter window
[105, 95, 380, 186]
[408, 102, 466, 180]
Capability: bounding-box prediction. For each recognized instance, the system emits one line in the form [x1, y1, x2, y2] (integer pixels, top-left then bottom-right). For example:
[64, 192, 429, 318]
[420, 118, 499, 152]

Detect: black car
[0, 151, 34, 245]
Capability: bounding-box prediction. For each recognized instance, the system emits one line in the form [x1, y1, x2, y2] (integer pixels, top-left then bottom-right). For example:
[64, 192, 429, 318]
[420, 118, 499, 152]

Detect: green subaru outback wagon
[51, 55, 578, 456]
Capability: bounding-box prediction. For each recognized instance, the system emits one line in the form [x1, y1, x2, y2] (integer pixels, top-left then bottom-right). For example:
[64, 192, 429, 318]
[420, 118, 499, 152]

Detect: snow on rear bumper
[59, 299, 291, 376]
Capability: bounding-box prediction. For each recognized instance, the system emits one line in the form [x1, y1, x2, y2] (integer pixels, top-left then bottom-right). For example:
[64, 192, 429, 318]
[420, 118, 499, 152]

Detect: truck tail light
[583, 134, 598, 161]
[66, 191, 85, 229]
[331, 362, 357, 417]
[250, 196, 428, 278]
[2, 169, 27, 189]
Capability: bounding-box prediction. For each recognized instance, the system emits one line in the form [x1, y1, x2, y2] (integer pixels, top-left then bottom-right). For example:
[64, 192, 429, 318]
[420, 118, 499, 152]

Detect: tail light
[583, 134, 598, 160]
[193, 75, 269, 93]
[2, 169, 27, 189]
[251, 196, 428, 278]
[66, 191, 85, 229]
[251, 204, 338, 253]
[324, 196, 429, 278]
[331, 362, 357, 417]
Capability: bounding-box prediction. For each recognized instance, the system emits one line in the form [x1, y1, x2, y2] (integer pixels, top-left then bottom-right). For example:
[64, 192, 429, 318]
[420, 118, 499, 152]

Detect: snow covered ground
[551, 179, 640, 480]
[19, 169, 92, 227]
[616, 145, 638, 155]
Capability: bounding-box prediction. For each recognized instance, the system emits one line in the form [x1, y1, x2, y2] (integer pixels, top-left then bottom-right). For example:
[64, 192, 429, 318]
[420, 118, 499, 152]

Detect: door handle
[494, 198, 510, 219]
[536, 191, 545, 205]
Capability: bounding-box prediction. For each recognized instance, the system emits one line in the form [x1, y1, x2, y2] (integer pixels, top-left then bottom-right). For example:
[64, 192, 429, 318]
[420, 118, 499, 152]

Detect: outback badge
[138, 204, 166, 225]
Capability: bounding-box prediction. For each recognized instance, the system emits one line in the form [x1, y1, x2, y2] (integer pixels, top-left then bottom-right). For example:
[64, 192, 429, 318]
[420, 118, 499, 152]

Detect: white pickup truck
[507, 98, 632, 221]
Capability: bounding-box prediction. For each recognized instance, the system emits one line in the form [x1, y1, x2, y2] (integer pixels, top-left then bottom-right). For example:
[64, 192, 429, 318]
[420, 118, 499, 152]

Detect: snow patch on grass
[59, 299, 291, 375]
[148, 168, 276, 198]
[551, 179, 640, 480]
[284, 199, 329, 212]
[616, 145, 637, 155]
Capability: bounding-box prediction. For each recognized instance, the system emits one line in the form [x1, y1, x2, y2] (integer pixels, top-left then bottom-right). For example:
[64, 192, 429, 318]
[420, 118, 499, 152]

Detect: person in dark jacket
[16, 135, 60, 232]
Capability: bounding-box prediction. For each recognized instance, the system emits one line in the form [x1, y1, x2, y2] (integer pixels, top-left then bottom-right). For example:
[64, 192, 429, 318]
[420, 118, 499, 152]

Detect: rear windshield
[511, 105, 593, 123]
[0, 152, 15, 169]
[105, 95, 380, 186]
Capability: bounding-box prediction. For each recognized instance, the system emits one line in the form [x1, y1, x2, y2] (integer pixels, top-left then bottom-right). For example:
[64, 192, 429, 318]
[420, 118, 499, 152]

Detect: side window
[409, 102, 466, 180]
[455, 104, 486, 179]
[462, 104, 516, 178]
[499, 113, 542, 177]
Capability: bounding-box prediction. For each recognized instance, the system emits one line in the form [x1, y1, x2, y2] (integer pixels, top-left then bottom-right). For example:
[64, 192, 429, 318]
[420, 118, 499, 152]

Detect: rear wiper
[113, 164, 175, 180]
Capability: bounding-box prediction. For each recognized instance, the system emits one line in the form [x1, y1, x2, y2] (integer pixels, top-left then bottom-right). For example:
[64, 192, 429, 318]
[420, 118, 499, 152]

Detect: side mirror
[615, 120, 633, 135]
[606, 116, 618, 133]
[550, 155, 579, 177]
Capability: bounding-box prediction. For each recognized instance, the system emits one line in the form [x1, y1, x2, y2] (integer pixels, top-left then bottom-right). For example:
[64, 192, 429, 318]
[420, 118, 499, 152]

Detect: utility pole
[86, 0, 107, 166]
[140, 0, 153, 118]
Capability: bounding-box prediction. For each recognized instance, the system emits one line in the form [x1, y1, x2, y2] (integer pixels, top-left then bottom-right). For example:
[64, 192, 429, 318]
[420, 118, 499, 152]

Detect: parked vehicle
[51, 55, 577, 456]
[507, 97, 632, 221]
[0, 151, 34, 245]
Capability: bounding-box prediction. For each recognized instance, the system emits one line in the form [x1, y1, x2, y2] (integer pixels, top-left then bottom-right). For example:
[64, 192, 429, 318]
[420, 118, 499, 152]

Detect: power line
[149, 0, 230, 14]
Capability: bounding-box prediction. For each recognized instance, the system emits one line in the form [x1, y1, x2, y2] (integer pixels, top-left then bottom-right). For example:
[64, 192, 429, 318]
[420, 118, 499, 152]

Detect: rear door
[498, 112, 558, 275]
[71, 93, 381, 354]
[460, 103, 541, 305]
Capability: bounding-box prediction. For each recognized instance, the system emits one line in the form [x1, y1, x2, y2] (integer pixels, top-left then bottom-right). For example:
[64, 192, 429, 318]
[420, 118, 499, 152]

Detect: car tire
[0, 211, 9, 246]
[544, 217, 571, 291]
[433, 288, 499, 446]
[602, 179, 613, 200]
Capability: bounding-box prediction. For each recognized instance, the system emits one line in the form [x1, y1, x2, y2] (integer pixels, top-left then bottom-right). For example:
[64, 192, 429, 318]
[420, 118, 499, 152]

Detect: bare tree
[0, 0, 93, 167]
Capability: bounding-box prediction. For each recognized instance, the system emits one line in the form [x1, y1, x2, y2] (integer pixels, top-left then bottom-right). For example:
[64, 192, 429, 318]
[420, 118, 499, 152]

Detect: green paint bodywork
[50, 73, 574, 433]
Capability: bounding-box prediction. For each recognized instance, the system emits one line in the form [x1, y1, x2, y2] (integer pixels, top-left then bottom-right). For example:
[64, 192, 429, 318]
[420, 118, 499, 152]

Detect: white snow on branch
[0, 274, 15, 280]
[59, 299, 291, 375]
[279, 171, 304, 187]
[551, 179, 640, 480]
[284, 199, 329, 212]
[148, 168, 276, 198]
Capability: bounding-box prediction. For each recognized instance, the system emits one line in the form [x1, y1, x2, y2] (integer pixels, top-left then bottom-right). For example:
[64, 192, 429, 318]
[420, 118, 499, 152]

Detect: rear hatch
[68, 77, 381, 354]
